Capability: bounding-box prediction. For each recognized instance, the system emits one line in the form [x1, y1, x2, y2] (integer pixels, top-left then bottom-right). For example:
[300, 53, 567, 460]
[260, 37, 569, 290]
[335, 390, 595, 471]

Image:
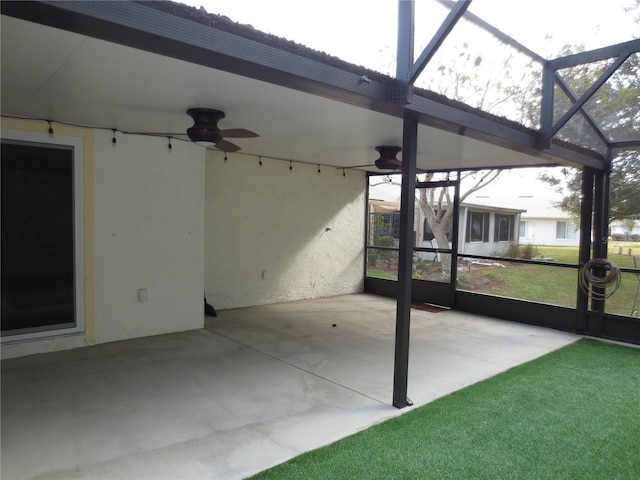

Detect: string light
[4, 116, 365, 171]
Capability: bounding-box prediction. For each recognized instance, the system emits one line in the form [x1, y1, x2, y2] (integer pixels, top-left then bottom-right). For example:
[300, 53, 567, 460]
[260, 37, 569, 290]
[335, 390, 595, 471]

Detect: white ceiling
[1, 14, 563, 172]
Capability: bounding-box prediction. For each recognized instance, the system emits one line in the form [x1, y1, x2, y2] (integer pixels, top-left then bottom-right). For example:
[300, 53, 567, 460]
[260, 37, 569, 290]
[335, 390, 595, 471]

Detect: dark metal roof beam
[549, 39, 640, 70]
[403, 93, 605, 170]
[1, 0, 606, 171]
[611, 140, 640, 149]
[551, 54, 630, 136]
[1, 1, 392, 110]
[539, 63, 555, 149]
[395, 0, 415, 104]
[409, 0, 471, 85]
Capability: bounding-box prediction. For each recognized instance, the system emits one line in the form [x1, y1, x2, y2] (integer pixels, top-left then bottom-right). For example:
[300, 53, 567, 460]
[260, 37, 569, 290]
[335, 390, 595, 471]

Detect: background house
[457, 203, 525, 256]
[468, 195, 580, 247]
[610, 220, 640, 240]
[369, 199, 525, 260]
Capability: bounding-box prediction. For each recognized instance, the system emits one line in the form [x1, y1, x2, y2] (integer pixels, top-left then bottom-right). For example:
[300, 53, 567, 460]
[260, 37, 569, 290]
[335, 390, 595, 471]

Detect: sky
[183, 0, 638, 74]
[180, 0, 638, 201]
[183, 0, 638, 120]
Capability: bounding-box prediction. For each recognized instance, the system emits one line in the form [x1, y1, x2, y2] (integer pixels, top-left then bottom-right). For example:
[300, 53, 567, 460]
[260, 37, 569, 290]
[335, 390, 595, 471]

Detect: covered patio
[1, 1, 638, 477]
[1, 294, 578, 480]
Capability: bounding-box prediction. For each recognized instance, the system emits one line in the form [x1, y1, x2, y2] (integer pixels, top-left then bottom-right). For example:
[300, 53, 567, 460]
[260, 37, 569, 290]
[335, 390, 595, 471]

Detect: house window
[466, 212, 490, 242]
[1, 134, 84, 340]
[556, 221, 568, 239]
[519, 220, 528, 237]
[494, 214, 515, 242]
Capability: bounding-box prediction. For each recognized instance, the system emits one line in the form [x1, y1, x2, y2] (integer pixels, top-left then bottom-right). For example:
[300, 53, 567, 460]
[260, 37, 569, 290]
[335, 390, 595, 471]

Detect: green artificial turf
[249, 339, 640, 480]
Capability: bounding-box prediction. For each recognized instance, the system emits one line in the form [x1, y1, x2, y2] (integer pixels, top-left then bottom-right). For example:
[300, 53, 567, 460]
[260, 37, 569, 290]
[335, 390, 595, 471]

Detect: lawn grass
[463, 246, 639, 315]
[369, 245, 640, 316]
[541, 244, 639, 268]
[367, 268, 398, 280]
[249, 339, 640, 480]
[461, 262, 580, 307]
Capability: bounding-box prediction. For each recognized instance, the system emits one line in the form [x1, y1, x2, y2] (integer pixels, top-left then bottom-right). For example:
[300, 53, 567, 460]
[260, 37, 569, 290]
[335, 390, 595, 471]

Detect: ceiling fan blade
[218, 128, 259, 138]
[375, 158, 402, 170]
[213, 139, 242, 152]
[345, 164, 377, 169]
[123, 132, 188, 136]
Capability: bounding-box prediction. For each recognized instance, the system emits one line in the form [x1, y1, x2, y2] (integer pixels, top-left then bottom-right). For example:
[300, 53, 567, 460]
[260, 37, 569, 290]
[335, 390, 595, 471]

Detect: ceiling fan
[373, 146, 403, 170]
[132, 108, 259, 152]
[349, 146, 428, 173]
[349, 146, 403, 171]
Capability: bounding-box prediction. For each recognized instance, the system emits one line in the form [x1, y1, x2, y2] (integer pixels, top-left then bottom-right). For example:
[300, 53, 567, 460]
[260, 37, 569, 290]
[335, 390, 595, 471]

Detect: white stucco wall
[205, 151, 365, 310]
[610, 221, 640, 237]
[92, 131, 205, 343]
[520, 218, 579, 246]
[2, 124, 205, 358]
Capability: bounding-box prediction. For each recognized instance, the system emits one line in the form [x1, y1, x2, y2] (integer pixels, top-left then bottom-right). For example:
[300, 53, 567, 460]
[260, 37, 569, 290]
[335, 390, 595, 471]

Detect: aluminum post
[392, 110, 418, 409]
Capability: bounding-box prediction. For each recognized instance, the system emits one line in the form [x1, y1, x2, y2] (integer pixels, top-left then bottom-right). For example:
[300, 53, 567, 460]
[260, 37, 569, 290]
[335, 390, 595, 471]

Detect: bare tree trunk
[418, 170, 500, 275]
[372, 170, 501, 277]
[419, 186, 453, 274]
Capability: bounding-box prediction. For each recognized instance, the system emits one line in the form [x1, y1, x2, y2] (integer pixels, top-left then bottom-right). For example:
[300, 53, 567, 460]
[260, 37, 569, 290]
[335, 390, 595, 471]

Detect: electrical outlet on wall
[137, 288, 149, 302]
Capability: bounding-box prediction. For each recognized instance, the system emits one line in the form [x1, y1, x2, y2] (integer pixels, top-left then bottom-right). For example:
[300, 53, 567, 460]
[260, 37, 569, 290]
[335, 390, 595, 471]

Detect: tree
[533, 47, 640, 224]
[370, 40, 536, 276]
[622, 218, 637, 239]
[371, 169, 500, 275]
[421, 40, 541, 125]
[478, 0, 640, 225]
[417, 170, 500, 274]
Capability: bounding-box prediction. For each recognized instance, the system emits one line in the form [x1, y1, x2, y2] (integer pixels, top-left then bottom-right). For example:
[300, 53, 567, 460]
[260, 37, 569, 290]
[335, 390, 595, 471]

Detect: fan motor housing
[186, 108, 225, 144]
[375, 145, 402, 170]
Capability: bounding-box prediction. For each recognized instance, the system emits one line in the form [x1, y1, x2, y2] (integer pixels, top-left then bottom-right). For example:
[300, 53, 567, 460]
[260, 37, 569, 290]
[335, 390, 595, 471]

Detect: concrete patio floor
[1, 294, 579, 480]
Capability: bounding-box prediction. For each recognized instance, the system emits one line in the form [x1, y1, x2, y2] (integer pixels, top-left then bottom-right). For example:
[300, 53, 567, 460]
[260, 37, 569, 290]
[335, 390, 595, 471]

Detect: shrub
[503, 243, 520, 258]
[520, 244, 538, 259]
[502, 243, 538, 259]
[414, 260, 430, 275]
[378, 236, 396, 267]
[631, 234, 640, 242]
[414, 260, 441, 278]
[367, 249, 379, 267]
[456, 271, 470, 287]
